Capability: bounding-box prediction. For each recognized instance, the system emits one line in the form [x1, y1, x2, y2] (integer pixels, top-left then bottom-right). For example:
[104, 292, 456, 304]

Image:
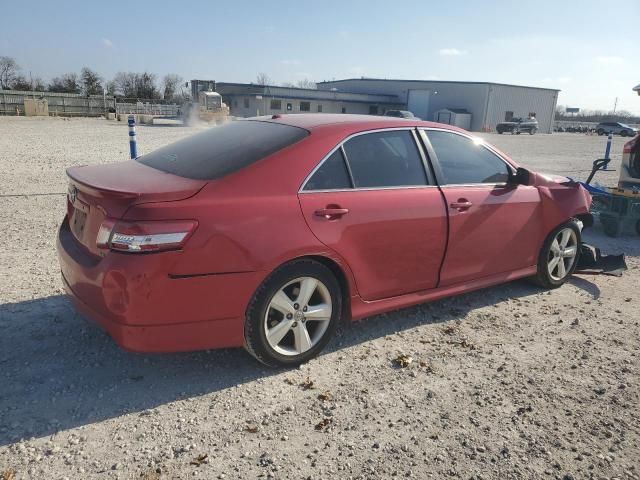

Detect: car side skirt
[349, 265, 537, 321]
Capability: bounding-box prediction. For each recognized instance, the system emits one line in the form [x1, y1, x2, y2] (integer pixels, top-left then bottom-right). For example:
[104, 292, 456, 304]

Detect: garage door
[407, 89, 431, 120]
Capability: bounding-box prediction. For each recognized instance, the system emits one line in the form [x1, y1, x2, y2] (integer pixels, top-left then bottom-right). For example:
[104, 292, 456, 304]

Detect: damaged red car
[57, 115, 593, 367]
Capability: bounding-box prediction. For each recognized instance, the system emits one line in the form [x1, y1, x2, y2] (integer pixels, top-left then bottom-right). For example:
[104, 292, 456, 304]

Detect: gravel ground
[0, 117, 638, 480]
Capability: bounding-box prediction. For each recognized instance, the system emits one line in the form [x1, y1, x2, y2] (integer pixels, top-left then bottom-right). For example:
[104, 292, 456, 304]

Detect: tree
[256, 72, 271, 85]
[162, 73, 183, 100]
[0, 56, 19, 89]
[48, 73, 81, 93]
[81, 67, 103, 95]
[296, 78, 316, 89]
[112, 71, 160, 99]
[105, 80, 116, 96]
[10, 75, 31, 91]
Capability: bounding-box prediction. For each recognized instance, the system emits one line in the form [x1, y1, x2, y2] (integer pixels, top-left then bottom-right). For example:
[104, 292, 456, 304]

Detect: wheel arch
[298, 254, 353, 322]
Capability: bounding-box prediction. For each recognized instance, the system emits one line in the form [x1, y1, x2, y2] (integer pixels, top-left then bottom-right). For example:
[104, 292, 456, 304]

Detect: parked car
[595, 122, 638, 137]
[384, 110, 417, 119]
[57, 115, 592, 367]
[496, 117, 539, 134]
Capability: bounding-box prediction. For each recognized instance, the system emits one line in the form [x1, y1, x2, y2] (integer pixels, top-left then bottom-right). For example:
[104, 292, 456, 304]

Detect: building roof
[317, 77, 561, 92]
[216, 82, 402, 104]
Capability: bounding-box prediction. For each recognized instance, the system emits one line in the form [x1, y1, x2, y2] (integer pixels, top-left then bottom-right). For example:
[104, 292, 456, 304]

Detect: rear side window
[138, 121, 308, 180]
[303, 149, 352, 191]
[426, 130, 510, 184]
[342, 130, 428, 188]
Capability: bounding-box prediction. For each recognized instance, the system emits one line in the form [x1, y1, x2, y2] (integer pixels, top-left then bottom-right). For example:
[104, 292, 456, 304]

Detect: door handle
[314, 207, 349, 219]
[450, 199, 473, 211]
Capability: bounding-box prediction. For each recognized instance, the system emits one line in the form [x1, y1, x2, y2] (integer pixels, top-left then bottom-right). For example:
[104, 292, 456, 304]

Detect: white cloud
[595, 55, 624, 65]
[281, 59, 301, 66]
[438, 48, 467, 56]
[101, 38, 113, 48]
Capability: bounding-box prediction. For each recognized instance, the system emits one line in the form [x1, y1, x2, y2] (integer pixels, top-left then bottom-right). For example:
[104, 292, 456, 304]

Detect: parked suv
[496, 117, 539, 135]
[596, 122, 638, 137]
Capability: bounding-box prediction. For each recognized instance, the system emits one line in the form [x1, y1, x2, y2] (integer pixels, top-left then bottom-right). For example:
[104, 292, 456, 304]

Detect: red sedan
[57, 114, 592, 367]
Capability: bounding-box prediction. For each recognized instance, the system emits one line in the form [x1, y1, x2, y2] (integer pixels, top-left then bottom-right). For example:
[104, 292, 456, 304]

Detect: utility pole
[613, 97, 618, 114]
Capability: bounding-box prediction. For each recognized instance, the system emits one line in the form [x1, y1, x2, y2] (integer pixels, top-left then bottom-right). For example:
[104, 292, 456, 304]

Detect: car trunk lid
[66, 161, 206, 256]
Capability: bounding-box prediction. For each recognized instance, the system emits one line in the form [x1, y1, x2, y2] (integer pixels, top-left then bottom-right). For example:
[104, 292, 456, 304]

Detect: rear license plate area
[71, 208, 88, 240]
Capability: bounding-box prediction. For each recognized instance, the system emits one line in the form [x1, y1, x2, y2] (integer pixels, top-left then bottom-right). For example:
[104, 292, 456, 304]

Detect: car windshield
[137, 120, 309, 180]
[619, 123, 631, 128]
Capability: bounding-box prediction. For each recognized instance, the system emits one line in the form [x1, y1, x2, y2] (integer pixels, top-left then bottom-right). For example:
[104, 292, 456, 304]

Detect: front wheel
[529, 127, 537, 135]
[530, 220, 581, 289]
[244, 259, 342, 367]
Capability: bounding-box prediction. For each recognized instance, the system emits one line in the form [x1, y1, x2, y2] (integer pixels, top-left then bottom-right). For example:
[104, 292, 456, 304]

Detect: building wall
[485, 84, 558, 134]
[318, 80, 559, 133]
[224, 94, 400, 118]
[318, 80, 490, 130]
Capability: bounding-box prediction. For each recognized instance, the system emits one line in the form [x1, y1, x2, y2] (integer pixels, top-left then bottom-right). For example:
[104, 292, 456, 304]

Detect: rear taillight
[623, 135, 639, 154]
[97, 219, 197, 253]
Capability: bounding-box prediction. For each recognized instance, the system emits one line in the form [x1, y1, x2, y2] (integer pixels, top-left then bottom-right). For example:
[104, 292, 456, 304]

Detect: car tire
[244, 259, 342, 368]
[530, 220, 581, 289]
[529, 127, 537, 135]
[497, 129, 503, 134]
[597, 129, 605, 136]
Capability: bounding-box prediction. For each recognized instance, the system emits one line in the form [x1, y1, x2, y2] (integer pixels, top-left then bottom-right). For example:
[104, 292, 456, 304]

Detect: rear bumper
[56, 217, 261, 352]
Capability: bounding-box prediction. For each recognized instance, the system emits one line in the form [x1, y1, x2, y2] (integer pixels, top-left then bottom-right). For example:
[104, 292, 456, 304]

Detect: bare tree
[48, 73, 81, 93]
[10, 75, 31, 91]
[162, 73, 183, 100]
[0, 56, 19, 89]
[295, 78, 316, 89]
[81, 67, 103, 95]
[256, 72, 271, 85]
[113, 71, 160, 99]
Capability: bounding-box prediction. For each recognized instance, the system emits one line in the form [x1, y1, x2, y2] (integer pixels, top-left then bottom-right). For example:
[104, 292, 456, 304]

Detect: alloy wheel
[547, 228, 578, 281]
[264, 277, 332, 356]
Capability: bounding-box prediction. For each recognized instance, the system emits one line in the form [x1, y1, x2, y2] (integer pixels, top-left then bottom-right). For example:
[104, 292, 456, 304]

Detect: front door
[298, 129, 447, 301]
[423, 129, 543, 286]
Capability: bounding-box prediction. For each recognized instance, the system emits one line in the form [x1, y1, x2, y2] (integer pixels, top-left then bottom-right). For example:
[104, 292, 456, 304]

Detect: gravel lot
[1, 117, 638, 480]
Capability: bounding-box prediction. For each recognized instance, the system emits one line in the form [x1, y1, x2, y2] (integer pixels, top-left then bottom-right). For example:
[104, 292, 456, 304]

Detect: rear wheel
[530, 220, 581, 289]
[529, 127, 537, 135]
[597, 129, 605, 136]
[244, 259, 342, 368]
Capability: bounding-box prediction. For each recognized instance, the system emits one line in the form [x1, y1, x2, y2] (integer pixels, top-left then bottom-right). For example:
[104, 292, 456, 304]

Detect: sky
[2, 0, 638, 114]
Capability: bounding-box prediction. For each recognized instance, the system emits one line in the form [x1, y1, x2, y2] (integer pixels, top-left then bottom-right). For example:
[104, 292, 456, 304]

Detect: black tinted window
[304, 149, 352, 191]
[427, 130, 510, 184]
[138, 121, 308, 180]
[343, 130, 427, 188]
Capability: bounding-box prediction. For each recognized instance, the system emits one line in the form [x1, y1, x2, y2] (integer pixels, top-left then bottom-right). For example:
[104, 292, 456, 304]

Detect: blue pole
[604, 132, 613, 160]
[128, 114, 138, 159]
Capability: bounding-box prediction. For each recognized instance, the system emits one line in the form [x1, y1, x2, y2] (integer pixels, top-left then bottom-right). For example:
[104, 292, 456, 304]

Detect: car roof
[249, 113, 462, 134]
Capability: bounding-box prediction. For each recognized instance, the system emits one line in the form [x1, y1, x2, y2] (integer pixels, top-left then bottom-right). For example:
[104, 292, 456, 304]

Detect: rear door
[298, 129, 447, 301]
[421, 129, 543, 286]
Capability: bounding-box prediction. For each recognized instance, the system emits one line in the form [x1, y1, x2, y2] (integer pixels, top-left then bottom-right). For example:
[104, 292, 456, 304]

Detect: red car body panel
[298, 188, 447, 300]
[438, 184, 543, 285]
[56, 115, 592, 353]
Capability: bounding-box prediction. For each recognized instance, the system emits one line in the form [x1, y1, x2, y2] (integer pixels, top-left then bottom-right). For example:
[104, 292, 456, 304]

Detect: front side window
[303, 149, 352, 191]
[343, 130, 428, 188]
[300, 101, 311, 112]
[426, 130, 510, 185]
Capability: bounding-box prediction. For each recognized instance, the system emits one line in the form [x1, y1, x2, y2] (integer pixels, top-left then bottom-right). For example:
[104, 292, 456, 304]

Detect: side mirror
[510, 167, 531, 185]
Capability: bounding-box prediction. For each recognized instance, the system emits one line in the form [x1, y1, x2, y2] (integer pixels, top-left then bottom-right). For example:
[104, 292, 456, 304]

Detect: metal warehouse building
[216, 82, 404, 118]
[317, 79, 560, 133]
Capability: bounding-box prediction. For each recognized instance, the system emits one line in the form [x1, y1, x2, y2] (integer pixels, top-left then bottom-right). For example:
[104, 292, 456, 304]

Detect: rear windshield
[137, 120, 308, 180]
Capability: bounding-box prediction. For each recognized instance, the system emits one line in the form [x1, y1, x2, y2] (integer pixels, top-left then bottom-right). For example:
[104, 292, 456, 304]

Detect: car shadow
[0, 277, 550, 446]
